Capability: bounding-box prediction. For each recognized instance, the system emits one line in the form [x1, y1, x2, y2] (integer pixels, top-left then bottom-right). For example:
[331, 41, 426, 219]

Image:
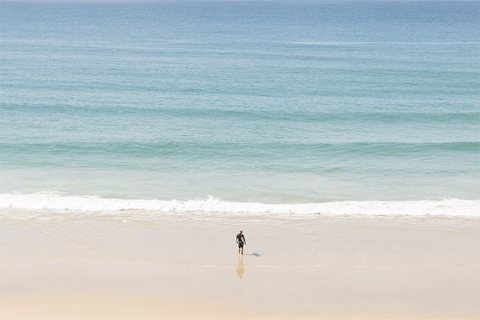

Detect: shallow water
[1, 1, 479, 215]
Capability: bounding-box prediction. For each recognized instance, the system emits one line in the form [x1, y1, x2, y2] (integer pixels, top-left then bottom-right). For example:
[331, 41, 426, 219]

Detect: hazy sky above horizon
[2, 0, 473, 2]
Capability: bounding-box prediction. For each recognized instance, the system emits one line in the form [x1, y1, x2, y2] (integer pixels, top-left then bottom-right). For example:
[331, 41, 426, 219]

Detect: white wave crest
[0, 192, 479, 217]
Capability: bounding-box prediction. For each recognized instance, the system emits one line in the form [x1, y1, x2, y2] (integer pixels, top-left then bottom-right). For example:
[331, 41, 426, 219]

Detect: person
[236, 230, 246, 255]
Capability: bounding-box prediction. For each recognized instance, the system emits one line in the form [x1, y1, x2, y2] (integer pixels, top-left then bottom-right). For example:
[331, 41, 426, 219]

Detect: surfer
[236, 230, 246, 255]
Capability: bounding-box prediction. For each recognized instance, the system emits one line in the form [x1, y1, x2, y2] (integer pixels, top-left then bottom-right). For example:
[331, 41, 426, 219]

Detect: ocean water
[1, 1, 479, 217]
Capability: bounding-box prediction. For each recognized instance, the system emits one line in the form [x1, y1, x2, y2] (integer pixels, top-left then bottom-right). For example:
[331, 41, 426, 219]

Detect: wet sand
[1, 213, 479, 319]
[1, 258, 478, 319]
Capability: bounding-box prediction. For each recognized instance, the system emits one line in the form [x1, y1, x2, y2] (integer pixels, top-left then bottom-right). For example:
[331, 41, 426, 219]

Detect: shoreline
[1, 258, 479, 320]
[1, 214, 479, 319]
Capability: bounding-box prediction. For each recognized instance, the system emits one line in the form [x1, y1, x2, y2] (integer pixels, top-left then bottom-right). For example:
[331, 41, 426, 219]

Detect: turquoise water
[1, 1, 479, 215]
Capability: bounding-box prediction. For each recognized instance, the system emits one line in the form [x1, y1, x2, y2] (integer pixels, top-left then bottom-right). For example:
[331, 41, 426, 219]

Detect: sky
[1, 0, 472, 2]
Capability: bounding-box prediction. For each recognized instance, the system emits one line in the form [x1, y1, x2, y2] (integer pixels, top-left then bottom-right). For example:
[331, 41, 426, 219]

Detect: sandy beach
[2, 1, 480, 319]
[1, 262, 478, 319]
[1, 213, 478, 319]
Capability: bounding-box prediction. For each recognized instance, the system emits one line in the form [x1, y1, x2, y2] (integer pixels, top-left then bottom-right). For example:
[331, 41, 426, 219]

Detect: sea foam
[0, 192, 478, 217]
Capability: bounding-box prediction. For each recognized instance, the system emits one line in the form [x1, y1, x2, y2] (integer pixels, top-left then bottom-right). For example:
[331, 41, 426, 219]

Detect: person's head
[239, 230, 242, 234]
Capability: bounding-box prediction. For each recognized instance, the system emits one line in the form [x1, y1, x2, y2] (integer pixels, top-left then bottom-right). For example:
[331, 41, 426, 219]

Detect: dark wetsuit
[236, 233, 245, 248]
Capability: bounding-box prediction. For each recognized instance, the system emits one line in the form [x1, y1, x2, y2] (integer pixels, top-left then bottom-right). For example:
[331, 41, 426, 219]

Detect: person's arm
[242, 236, 246, 244]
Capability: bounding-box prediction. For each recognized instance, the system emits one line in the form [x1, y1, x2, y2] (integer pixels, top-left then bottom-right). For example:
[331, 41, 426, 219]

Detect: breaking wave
[0, 192, 479, 217]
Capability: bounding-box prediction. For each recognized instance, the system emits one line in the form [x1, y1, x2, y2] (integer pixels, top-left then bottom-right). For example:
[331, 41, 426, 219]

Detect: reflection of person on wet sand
[236, 230, 246, 255]
[236, 255, 245, 279]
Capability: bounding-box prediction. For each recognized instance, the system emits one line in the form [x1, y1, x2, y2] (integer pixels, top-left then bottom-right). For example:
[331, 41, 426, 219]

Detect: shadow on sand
[244, 252, 261, 257]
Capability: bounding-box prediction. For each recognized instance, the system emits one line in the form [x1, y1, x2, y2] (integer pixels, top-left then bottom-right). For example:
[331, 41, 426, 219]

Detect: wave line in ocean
[0, 192, 478, 217]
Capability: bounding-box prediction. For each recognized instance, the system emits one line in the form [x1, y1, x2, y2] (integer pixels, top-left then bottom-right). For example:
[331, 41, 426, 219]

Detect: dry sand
[1, 213, 479, 319]
[1, 258, 478, 319]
